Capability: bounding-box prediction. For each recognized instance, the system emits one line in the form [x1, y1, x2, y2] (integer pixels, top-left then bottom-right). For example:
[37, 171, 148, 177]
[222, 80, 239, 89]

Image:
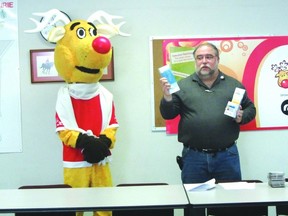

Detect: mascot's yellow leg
[64, 164, 113, 216]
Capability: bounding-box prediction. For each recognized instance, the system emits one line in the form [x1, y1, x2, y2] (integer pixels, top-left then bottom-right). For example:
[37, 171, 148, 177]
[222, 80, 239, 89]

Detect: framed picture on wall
[30, 49, 63, 83]
[101, 48, 115, 81]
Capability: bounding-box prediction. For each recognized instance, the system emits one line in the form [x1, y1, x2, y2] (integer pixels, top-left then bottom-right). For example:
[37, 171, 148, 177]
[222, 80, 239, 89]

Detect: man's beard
[197, 67, 215, 79]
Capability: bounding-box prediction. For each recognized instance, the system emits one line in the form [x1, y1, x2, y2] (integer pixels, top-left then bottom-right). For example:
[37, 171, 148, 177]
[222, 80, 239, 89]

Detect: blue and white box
[159, 65, 180, 94]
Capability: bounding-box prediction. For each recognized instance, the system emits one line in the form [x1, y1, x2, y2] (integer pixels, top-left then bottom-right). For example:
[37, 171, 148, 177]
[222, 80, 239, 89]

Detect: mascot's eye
[76, 27, 86, 39]
[89, 28, 97, 37]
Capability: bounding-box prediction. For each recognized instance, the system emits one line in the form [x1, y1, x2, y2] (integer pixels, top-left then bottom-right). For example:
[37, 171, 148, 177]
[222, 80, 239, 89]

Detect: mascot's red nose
[92, 36, 111, 54]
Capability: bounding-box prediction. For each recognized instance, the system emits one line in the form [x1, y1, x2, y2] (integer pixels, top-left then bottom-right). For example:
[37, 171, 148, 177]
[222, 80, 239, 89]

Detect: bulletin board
[150, 35, 288, 133]
[150, 37, 166, 131]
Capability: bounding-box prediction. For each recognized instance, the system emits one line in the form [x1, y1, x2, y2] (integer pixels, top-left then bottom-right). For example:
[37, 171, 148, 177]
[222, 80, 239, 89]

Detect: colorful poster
[0, 0, 22, 152]
[162, 36, 288, 134]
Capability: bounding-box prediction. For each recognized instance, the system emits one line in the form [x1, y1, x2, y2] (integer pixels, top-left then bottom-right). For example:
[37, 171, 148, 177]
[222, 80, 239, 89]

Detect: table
[0, 184, 189, 213]
[185, 182, 288, 215]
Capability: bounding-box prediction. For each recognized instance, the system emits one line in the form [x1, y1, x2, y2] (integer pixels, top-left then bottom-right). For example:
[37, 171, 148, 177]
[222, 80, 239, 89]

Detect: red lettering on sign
[0, 2, 14, 8]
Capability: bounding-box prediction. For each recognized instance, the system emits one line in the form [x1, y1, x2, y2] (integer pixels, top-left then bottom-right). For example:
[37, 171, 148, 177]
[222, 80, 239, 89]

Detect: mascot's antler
[24, 9, 71, 33]
[25, 9, 130, 39]
[87, 10, 130, 38]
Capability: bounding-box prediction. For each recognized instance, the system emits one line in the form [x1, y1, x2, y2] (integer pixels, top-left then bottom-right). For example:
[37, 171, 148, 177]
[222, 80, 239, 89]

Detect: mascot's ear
[96, 24, 119, 39]
[96, 22, 130, 38]
[48, 26, 66, 43]
[24, 9, 71, 44]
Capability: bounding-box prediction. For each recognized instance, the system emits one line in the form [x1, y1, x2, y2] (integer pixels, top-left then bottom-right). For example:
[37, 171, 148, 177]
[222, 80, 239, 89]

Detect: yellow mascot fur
[26, 9, 129, 216]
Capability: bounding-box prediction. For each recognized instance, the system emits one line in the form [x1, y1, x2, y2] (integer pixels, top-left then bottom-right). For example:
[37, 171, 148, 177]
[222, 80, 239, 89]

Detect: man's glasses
[195, 54, 216, 61]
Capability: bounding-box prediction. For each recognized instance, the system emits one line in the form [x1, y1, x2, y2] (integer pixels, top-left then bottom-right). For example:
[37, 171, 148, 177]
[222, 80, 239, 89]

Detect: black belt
[187, 142, 235, 154]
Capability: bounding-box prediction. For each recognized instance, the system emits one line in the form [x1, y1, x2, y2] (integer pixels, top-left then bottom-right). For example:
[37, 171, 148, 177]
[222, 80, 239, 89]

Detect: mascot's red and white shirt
[55, 83, 118, 168]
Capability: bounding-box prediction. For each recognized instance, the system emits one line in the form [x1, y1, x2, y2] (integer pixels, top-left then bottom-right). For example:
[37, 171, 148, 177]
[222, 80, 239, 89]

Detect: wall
[0, 0, 288, 215]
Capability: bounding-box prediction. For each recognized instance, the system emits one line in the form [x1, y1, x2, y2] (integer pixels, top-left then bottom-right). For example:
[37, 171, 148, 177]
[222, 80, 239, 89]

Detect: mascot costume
[26, 9, 129, 216]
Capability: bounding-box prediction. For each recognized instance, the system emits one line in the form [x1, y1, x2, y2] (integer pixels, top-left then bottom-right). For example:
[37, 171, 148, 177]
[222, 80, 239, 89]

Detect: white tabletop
[186, 182, 288, 208]
[0, 184, 189, 213]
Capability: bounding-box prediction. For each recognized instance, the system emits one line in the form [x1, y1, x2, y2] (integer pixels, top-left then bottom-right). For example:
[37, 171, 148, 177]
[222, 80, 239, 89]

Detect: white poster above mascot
[0, 0, 22, 153]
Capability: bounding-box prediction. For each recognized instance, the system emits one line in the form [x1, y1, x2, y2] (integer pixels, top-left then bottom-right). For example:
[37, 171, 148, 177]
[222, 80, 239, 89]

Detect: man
[160, 42, 256, 184]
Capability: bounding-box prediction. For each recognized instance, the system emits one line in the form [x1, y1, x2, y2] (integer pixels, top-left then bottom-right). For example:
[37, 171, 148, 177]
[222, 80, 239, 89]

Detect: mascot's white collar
[56, 82, 113, 134]
[68, 82, 101, 100]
